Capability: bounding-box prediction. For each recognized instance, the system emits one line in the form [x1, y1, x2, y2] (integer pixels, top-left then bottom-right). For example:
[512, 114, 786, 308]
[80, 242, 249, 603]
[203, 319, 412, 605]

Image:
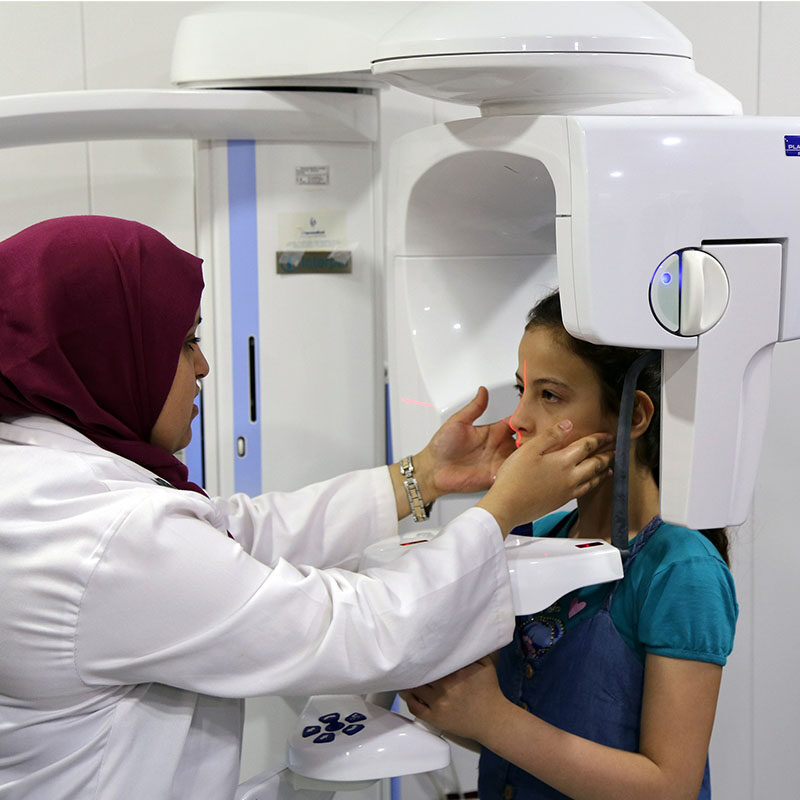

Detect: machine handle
[660, 242, 782, 528]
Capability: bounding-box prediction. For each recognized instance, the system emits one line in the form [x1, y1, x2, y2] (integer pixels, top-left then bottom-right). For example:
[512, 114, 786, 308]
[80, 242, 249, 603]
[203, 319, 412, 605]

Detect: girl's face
[510, 326, 617, 447]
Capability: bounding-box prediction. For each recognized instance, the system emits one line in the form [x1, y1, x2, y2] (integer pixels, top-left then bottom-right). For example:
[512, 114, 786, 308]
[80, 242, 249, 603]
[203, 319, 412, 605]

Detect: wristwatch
[399, 455, 432, 522]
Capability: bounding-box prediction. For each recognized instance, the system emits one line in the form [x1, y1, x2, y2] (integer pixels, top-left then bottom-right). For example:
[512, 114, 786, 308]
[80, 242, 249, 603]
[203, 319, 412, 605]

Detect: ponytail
[698, 527, 730, 567]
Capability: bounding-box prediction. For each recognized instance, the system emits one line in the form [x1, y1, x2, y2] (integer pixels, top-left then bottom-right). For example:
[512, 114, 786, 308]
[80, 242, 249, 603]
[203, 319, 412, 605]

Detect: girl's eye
[185, 336, 201, 349]
[541, 389, 559, 403]
[514, 384, 524, 397]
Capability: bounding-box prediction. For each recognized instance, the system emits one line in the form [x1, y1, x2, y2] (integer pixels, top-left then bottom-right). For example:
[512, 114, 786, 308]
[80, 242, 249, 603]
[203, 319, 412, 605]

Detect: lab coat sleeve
[75, 495, 514, 697]
[214, 467, 397, 570]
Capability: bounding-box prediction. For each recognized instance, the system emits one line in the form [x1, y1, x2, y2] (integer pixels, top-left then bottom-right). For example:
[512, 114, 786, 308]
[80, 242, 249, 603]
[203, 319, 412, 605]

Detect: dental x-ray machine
[0, 2, 795, 798]
[360, 3, 797, 797]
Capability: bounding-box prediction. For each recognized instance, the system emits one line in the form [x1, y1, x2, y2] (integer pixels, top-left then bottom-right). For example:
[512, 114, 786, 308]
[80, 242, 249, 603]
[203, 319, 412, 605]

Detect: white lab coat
[0, 416, 514, 800]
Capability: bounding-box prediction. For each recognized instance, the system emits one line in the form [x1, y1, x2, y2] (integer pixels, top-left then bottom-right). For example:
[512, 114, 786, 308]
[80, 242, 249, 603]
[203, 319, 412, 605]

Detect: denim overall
[478, 518, 711, 800]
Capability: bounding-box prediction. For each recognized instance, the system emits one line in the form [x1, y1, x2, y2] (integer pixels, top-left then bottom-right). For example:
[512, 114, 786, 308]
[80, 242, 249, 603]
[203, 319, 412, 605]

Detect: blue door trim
[228, 140, 262, 496]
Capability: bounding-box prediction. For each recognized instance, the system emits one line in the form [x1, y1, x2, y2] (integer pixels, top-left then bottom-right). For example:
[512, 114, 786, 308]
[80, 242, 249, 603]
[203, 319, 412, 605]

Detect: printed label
[278, 210, 347, 250]
[296, 166, 330, 185]
[784, 135, 800, 156]
[276, 251, 352, 274]
[276, 210, 352, 274]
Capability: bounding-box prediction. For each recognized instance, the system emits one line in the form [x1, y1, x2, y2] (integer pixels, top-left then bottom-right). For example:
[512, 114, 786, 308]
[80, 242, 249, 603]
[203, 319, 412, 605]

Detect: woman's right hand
[476, 420, 614, 536]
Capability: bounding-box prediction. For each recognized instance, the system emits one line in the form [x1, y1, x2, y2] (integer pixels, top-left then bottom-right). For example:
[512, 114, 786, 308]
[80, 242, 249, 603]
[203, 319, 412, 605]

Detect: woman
[401, 291, 738, 800]
[0, 219, 613, 799]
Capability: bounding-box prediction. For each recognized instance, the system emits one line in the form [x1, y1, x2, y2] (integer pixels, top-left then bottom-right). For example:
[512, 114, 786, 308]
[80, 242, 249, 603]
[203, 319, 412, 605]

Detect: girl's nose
[510, 399, 533, 444]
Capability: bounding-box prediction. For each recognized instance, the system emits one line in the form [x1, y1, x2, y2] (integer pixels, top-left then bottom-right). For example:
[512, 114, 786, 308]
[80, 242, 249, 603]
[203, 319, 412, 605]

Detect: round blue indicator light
[661, 272, 672, 285]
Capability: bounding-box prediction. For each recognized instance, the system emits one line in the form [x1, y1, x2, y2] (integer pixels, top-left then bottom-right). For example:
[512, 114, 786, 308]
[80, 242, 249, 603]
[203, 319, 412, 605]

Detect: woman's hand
[400, 657, 508, 743]
[389, 387, 516, 518]
[416, 387, 517, 497]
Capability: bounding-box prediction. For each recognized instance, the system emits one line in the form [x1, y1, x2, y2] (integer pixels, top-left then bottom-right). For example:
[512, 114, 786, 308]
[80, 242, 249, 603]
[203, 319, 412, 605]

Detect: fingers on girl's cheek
[561, 428, 583, 449]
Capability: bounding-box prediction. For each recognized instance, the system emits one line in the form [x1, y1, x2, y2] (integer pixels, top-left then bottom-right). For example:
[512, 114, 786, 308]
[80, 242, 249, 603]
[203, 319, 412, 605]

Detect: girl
[402, 290, 738, 800]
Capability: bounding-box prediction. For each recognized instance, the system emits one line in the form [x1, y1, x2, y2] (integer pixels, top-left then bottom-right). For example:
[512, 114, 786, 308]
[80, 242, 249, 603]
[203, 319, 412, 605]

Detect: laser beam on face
[509, 359, 527, 448]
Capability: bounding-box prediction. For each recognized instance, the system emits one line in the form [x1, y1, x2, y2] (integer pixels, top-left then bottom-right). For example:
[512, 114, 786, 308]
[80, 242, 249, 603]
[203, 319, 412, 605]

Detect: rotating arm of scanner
[659, 243, 782, 529]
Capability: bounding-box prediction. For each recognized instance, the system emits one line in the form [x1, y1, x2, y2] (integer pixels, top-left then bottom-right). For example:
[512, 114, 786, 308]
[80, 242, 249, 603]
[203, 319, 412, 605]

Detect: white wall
[0, 1, 206, 247]
[1, 1, 798, 796]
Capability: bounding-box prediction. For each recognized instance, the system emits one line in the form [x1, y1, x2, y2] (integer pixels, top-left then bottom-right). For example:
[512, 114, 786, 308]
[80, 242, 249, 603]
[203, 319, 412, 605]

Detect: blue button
[650, 253, 681, 333]
[345, 713, 367, 723]
[319, 713, 341, 724]
[302, 725, 321, 738]
[343, 724, 365, 735]
[313, 733, 336, 744]
[324, 721, 345, 732]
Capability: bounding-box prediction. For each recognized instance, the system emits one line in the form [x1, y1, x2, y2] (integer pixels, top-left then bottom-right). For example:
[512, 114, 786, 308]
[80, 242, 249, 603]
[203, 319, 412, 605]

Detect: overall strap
[603, 515, 662, 609]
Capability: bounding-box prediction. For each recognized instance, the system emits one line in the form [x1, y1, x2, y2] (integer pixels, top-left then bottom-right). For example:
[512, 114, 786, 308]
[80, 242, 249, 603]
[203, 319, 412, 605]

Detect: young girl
[402, 290, 738, 800]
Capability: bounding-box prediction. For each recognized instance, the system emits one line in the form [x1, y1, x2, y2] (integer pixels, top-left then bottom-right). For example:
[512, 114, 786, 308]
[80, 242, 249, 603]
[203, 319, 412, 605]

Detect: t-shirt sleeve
[637, 556, 738, 665]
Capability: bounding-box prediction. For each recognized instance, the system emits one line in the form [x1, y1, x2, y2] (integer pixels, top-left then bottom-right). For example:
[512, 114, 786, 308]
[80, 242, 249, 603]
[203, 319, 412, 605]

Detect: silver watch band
[400, 455, 429, 522]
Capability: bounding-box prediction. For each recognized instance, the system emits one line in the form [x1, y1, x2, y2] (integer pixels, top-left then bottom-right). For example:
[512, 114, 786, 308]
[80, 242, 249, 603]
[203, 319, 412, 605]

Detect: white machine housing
[377, 2, 799, 530]
[363, 531, 623, 616]
[372, 1, 741, 116]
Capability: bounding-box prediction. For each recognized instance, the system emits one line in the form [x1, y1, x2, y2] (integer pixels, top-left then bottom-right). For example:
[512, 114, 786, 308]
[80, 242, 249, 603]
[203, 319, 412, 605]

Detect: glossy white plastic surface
[505, 535, 624, 614]
[678, 250, 730, 336]
[235, 766, 334, 800]
[649, 249, 730, 336]
[362, 533, 623, 616]
[0, 89, 378, 148]
[559, 116, 800, 348]
[650, 253, 681, 333]
[660, 243, 782, 528]
[360, 530, 438, 567]
[373, 1, 692, 60]
[373, 52, 741, 116]
[372, 2, 740, 115]
[287, 695, 449, 782]
[172, 5, 415, 88]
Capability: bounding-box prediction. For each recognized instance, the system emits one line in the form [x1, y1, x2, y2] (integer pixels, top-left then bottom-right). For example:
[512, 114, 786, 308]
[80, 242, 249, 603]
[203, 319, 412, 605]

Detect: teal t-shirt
[530, 512, 738, 665]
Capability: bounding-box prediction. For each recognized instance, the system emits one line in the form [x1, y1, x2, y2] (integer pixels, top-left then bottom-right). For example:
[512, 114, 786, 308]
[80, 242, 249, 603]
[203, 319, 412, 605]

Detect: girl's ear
[630, 390, 655, 440]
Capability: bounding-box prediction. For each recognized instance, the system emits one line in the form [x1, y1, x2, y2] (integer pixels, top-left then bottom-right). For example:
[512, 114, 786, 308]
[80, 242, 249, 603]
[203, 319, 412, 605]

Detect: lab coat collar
[0, 414, 173, 487]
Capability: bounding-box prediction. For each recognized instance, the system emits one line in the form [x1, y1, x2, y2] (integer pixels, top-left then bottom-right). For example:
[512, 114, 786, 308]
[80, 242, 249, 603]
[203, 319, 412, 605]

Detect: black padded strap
[610, 350, 661, 557]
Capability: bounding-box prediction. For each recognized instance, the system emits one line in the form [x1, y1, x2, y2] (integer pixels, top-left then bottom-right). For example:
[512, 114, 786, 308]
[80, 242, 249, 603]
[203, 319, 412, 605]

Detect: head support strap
[610, 350, 661, 558]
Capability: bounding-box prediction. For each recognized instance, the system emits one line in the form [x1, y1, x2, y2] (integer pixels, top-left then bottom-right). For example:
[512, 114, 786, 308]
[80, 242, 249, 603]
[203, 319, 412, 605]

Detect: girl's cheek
[558, 419, 596, 447]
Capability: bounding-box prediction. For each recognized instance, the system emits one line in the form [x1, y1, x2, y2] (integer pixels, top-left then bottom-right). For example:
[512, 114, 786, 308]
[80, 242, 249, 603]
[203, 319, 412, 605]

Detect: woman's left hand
[415, 387, 516, 499]
[400, 657, 506, 742]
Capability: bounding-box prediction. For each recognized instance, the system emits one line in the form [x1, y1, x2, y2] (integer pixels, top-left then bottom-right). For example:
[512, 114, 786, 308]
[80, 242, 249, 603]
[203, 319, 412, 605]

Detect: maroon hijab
[0, 215, 205, 493]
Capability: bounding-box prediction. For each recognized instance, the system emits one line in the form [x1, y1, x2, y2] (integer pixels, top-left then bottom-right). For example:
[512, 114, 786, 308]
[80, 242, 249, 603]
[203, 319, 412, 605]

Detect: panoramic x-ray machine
[0, 2, 797, 798]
